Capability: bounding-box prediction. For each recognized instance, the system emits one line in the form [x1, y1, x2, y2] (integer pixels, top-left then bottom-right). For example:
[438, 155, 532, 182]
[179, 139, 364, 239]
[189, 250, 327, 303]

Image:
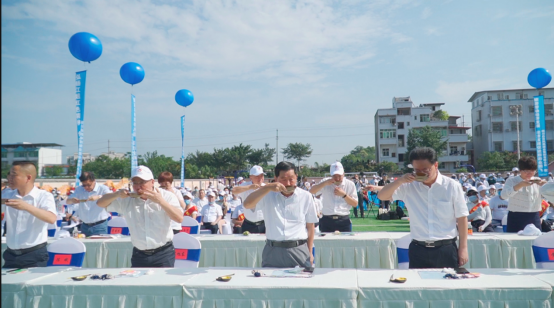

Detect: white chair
[502, 214, 508, 233]
[173, 232, 201, 268]
[46, 237, 86, 267]
[107, 216, 130, 235]
[180, 216, 200, 234]
[532, 231, 554, 269]
[396, 234, 412, 269]
[219, 223, 232, 235]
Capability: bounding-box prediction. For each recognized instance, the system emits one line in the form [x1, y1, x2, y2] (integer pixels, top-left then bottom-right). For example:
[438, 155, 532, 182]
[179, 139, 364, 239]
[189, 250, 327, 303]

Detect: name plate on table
[53, 254, 72, 265]
[181, 226, 191, 233]
[110, 227, 122, 234]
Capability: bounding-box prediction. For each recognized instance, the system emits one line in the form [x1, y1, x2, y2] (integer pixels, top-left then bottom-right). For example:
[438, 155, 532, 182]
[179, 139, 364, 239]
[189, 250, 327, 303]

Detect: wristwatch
[342, 194, 347, 198]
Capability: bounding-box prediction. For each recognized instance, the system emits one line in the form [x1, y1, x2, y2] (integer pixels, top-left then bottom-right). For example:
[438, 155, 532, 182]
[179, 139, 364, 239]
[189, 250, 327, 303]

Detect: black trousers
[241, 220, 266, 234]
[507, 211, 540, 233]
[233, 226, 242, 234]
[131, 243, 175, 268]
[319, 215, 351, 232]
[3, 246, 49, 269]
[471, 219, 494, 232]
[203, 223, 219, 234]
[173, 229, 181, 235]
[408, 242, 458, 269]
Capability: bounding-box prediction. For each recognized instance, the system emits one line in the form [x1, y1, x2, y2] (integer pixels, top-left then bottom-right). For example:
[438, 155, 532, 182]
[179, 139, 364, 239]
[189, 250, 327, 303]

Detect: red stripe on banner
[53, 254, 72, 265]
[175, 249, 189, 260]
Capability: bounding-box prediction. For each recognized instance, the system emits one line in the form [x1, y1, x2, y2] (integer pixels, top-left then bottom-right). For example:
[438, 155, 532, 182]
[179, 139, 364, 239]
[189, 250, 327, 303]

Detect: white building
[468, 87, 554, 166]
[1, 142, 63, 177]
[374, 97, 470, 172]
[100, 151, 126, 160]
[67, 153, 95, 165]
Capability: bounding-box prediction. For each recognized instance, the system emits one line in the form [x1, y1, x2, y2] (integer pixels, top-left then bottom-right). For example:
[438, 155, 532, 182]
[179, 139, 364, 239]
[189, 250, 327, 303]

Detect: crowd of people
[2, 148, 554, 270]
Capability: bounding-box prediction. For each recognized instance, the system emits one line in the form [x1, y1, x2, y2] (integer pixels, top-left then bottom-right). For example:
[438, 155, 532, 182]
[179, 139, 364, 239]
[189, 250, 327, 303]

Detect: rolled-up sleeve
[305, 196, 319, 224]
[453, 184, 469, 218]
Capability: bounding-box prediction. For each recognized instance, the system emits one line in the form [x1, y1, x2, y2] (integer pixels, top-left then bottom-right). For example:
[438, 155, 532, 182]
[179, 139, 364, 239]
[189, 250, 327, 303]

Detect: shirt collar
[17, 186, 41, 199]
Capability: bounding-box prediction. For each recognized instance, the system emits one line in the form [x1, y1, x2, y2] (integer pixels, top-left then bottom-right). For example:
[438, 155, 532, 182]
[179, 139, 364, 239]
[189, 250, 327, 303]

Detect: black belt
[84, 219, 107, 227]
[244, 218, 264, 226]
[266, 239, 307, 248]
[412, 237, 457, 248]
[135, 241, 173, 256]
[7, 242, 47, 256]
[322, 215, 349, 220]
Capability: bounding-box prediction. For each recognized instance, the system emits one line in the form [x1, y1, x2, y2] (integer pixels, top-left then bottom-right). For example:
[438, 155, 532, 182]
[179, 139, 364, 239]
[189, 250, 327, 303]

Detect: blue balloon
[120, 62, 145, 85]
[528, 68, 551, 89]
[68, 32, 102, 62]
[175, 89, 194, 107]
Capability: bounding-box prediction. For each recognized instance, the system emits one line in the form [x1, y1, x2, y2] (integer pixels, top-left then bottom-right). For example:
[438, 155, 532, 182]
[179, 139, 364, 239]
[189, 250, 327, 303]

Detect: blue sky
[2, 0, 553, 166]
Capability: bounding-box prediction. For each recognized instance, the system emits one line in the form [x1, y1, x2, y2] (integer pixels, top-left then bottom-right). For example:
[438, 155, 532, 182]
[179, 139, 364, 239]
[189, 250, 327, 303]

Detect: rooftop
[467, 87, 554, 102]
[1, 142, 64, 149]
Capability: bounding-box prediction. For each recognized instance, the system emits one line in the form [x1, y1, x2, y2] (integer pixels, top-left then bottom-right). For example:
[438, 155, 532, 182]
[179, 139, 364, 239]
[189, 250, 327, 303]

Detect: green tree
[82, 155, 131, 178]
[282, 143, 313, 169]
[44, 166, 63, 177]
[140, 151, 180, 177]
[375, 161, 399, 173]
[246, 144, 275, 167]
[226, 143, 252, 172]
[433, 110, 449, 121]
[477, 152, 505, 171]
[340, 145, 376, 172]
[404, 126, 448, 167]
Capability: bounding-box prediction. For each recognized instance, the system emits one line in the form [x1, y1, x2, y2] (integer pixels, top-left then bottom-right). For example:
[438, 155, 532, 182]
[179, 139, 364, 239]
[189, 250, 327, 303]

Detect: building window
[438, 162, 446, 169]
[487, 96, 492, 101]
[512, 141, 522, 151]
[546, 120, 554, 130]
[516, 93, 522, 99]
[530, 141, 536, 149]
[414, 116, 417, 120]
[510, 121, 522, 131]
[379, 129, 396, 139]
[1, 152, 6, 158]
[398, 135, 405, 147]
[492, 122, 503, 133]
[28, 151, 38, 157]
[529, 122, 535, 129]
[392, 153, 396, 158]
[547, 140, 553, 150]
[14, 152, 27, 158]
[450, 146, 458, 155]
[506, 95, 509, 100]
[379, 117, 396, 124]
[407, 122, 410, 126]
[398, 153, 404, 161]
[477, 110, 482, 122]
[474, 125, 482, 137]
[382, 148, 390, 157]
[494, 142, 503, 152]
[492, 106, 502, 117]
[398, 122, 404, 129]
[439, 128, 447, 137]
[497, 93, 504, 100]
[420, 114, 430, 122]
[523, 93, 528, 99]
[529, 105, 535, 113]
[545, 104, 554, 115]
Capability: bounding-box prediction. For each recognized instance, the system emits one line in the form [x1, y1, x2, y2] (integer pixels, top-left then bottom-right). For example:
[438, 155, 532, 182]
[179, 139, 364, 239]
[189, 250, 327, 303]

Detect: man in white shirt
[244, 161, 319, 268]
[309, 162, 358, 232]
[378, 147, 469, 269]
[192, 189, 209, 211]
[477, 185, 490, 202]
[66, 172, 111, 236]
[2, 161, 57, 268]
[232, 165, 266, 234]
[201, 192, 222, 234]
[97, 165, 182, 268]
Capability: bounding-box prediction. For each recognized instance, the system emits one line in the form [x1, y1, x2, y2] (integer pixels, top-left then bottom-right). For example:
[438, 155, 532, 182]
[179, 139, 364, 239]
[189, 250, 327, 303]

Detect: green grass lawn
[349, 207, 411, 232]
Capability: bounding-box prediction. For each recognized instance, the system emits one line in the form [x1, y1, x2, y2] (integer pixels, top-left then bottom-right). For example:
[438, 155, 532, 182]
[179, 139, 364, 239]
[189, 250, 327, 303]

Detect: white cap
[460, 173, 465, 176]
[489, 173, 494, 177]
[218, 190, 225, 196]
[495, 183, 504, 190]
[373, 175, 377, 178]
[477, 185, 488, 192]
[218, 179, 223, 183]
[479, 174, 486, 179]
[467, 186, 478, 193]
[183, 192, 193, 199]
[131, 165, 154, 181]
[462, 177, 467, 181]
[463, 183, 471, 188]
[512, 167, 519, 172]
[330, 162, 344, 176]
[237, 177, 244, 182]
[540, 182, 554, 203]
[249, 165, 265, 176]
[207, 192, 216, 197]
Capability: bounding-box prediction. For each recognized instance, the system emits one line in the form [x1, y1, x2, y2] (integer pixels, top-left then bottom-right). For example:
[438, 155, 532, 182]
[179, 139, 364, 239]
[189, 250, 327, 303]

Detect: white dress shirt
[68, 182, 111, 224]
[237, 181, 265, 222]
[107, 188, 180, 250]
[227, 198, 241, 213]
[392, 172, 469, 242]
[165, 187, 186, 230]
[231, 204, 244, 220]
[201, 202, 223, 222]
[2, 187, 57, 250]
[489, 196, 509, 221]
[255, 188, 319, 241]
[314, 178, 358, 216]
[314, 198, 323, 218]
[192, 197, 209, 210]
[501, 176, 542, 212]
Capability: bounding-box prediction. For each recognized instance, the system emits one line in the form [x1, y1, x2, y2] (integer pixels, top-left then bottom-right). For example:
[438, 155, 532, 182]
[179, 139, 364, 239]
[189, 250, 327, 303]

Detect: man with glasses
[501, 156, 548, 232]
[66, 172, 111, 236]
[97, 165, 182, 267]
[378, 147, 469, 269]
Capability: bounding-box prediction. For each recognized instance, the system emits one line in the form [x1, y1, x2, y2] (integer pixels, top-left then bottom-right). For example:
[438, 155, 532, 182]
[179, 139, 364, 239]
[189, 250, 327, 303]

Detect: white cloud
[421, 7, 432, 19]
[425, 27, 441, 36]
[1, 0, 409, 85]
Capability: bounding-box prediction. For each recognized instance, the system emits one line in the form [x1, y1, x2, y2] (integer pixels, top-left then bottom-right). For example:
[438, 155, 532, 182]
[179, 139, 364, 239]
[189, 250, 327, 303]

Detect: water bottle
[73, 229, 80, 238]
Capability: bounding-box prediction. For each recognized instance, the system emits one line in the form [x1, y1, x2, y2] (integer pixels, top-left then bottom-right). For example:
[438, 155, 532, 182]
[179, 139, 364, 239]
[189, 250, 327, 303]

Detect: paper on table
[271, 270, 313, 278]
[62, 221, 80, 229]
[418, 271, 447, 280]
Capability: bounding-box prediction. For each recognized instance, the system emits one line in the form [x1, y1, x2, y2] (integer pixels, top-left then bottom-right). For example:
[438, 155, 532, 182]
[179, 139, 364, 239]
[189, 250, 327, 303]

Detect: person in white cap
[489, 183, 508, 228]
[157, 171, 187, 234]
[231, 165, 266, 234]
[512, 167, 520, 177]
[236, 177, 245, 186]
[378, 147, 469, 268]
[227, 192, 241, 214]
[478, 174, 489, 188]
[244, 161, 318, 268]
[97, 165, 182, 267]
[466, 187, 493, 232]
[548, 172, 553, 183]
[183, 191, 199, 219]
[309, 161, 358, 232]
[477, 185, 490, 202]
[200, 192, 223, 234]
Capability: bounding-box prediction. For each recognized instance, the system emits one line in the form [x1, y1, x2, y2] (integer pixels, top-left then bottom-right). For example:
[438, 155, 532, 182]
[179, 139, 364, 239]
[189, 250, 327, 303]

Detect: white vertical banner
[533, 95, 549, 177]
[75, 70, 87, 187]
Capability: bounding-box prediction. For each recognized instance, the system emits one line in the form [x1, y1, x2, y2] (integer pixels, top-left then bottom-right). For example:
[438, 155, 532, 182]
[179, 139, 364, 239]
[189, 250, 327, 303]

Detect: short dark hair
[518, 156, 537, 171]
[79, 171, 95, 182]
[13, 161, 36, 169]
[157, 171, 174, 183]
[409, 147, 438, 164]
[275, 161, 296, 177]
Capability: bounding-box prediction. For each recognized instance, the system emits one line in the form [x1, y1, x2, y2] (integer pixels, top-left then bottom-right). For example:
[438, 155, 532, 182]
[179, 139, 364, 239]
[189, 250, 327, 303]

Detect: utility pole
[276, 129, 279, 165]
[510, 105, 522, 160]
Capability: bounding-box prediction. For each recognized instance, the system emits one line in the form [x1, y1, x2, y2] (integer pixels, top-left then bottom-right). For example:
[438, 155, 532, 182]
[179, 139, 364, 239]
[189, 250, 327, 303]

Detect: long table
[2, 267, 553, 308]
[1, 232, 539, 269]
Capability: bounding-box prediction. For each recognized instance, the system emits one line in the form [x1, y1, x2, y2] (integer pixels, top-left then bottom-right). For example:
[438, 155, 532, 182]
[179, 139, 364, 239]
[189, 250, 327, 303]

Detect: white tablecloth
[357, 268, 553, 308]
[181, 268, 358, 308]
[1, 232, 539, 269]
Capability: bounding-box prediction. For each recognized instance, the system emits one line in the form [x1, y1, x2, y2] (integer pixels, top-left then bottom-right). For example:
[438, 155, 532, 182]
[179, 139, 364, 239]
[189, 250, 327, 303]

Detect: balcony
[439, 154, 469, 162]
[379, 138, 397, 145]
[448, 134, 469, 143]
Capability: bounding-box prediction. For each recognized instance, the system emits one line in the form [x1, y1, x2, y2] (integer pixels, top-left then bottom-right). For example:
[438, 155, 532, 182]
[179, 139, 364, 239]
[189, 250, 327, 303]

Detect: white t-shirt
[68, 183, 111, 224]
[255, 188, 319, 241]
[488, 196, 509, 221]
[314, 178, 358, 216]
[237, 181, 265, 222]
